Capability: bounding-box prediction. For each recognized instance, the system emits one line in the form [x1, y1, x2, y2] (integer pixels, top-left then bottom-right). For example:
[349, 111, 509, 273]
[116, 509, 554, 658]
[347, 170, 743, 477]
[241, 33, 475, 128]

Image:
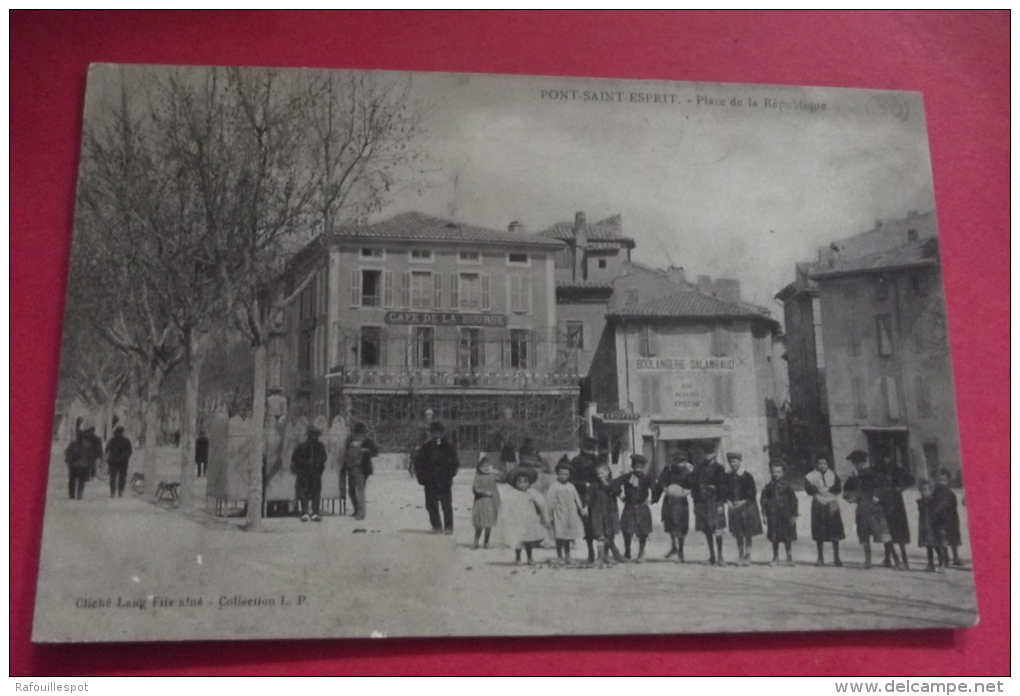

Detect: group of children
[469, 441, 964, 573]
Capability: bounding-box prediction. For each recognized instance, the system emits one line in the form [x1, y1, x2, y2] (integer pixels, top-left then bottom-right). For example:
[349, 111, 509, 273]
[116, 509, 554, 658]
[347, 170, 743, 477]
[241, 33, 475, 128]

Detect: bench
[155, 481, 181, 500]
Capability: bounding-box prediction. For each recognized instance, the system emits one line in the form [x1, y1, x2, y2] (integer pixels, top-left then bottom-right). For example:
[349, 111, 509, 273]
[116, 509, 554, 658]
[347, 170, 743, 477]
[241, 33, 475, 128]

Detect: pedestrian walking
[105, 425, 133, 498]
[413, 421, 460, 534]
[64, 429, 91, 500]
[803, 455, 845, 566]
[84, 426, 103, 481]
[291, 424, 327, 522]
[761, 461, 798, 567]
[195, 430, 209, 478]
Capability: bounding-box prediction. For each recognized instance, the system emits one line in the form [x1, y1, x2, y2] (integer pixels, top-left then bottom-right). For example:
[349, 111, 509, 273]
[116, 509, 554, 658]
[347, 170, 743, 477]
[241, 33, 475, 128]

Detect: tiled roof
[607, 290, 778, 327]
[810, 238, 939, 279]
[328, 212, 565, 248]
[537, 214, 636, 248]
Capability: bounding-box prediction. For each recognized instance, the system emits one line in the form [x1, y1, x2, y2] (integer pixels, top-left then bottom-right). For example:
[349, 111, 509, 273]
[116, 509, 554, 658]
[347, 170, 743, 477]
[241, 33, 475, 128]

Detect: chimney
[573, 211, 588, 281]
[508, 220, 525, 235]
[666, 266, 686, 285]
[697, 275, 714, 296]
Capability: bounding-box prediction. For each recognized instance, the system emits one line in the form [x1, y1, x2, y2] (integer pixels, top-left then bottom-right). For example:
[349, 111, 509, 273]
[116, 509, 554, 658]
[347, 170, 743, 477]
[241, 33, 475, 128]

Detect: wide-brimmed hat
[506, 466, 539, 484]
[847, 449, 869, 463]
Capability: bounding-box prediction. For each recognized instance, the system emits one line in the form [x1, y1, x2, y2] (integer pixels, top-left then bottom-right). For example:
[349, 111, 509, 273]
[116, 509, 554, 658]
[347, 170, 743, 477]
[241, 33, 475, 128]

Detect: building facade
[810, 236, 961, 481]
[602, 291, 783, 483]
[274, 212, 580, 460]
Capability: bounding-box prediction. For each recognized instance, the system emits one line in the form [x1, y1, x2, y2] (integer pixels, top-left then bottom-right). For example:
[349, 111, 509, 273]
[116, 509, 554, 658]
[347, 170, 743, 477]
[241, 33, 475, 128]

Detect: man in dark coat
[876, 454, 915, 569]
[195, 430, 209, 478]
[569, 436, 601, 563]
[291, 425, 327, 522]
[681, 443, 729, 566]
[64, 430, 91, 500]
[413, 421, 460, 533]
[84, 426, 103, 481]
[105, 425, 133, 498]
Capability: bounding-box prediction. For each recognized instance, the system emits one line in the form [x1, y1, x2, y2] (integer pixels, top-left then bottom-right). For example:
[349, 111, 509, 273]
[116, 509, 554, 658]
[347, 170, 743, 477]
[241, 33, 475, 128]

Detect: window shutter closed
[638, 327, 649, 357]
[383, 270, 394, 308]
[523, 275, 532, 314]
[379, 327, 388, 367]
[432, 273, 442, 310]
[647, 326, 659, 356]
[400, 271, 411, 308]
[349, 269, 362, 308]
[481, 274, 490, 311]
[450, 273, 459, 310]
[883, 376, 900, 420]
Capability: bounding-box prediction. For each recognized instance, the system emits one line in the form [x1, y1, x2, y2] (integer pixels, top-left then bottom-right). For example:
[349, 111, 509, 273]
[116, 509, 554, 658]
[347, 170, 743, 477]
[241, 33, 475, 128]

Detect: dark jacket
[106, 434, 133, 466]
[195, 436, 209, 464]
[64, 437, 91, 471]
[343, 436, 378, 477]
[681, 459, 727, 505]
[85, 433, 103, 467]
[291, 439, 327, 481]
[414, 438, 460, 487]
[568, 451, 599, 499]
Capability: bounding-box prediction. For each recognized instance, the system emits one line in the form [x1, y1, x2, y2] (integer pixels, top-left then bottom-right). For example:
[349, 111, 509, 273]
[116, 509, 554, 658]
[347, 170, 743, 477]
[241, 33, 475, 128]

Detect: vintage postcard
[34, 65, 977, 642]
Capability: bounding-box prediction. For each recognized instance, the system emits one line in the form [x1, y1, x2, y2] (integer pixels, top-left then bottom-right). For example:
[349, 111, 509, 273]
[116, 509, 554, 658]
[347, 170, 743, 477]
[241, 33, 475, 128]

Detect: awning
[655, 424, 726, 441]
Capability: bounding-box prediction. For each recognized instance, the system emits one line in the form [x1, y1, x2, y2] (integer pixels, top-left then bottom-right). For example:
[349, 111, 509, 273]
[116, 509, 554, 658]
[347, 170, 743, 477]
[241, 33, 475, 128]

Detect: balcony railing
[338, 367, 581, 389]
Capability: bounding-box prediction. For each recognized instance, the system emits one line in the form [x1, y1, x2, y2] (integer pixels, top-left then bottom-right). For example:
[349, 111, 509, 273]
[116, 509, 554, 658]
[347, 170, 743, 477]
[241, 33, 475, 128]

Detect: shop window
[508, 329, 531, 369]
[413, 327, 433, 369]
[359, 327, 383, 367]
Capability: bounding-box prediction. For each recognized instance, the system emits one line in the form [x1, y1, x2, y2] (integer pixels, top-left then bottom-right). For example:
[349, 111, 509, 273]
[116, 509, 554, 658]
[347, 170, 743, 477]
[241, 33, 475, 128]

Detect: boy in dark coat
[84, 426, 103, 481]
[570, 436, 601, 563]
[612, 454, 654, 563]
[681, 444, 729, 566]
[587, 462, 622, 568]
[652, 450, 691, 562]
[803, 455, 845, 566]
[342, 421, 378, 521]
[291, 425, 327, 522]
[413, 421, 460, 534]
[935, 469, 964, 566]
[761, 461, 799, 566]
[105, 425, 133, 498]
[725, 452, 763, 567]
[916, 479, 950, 572]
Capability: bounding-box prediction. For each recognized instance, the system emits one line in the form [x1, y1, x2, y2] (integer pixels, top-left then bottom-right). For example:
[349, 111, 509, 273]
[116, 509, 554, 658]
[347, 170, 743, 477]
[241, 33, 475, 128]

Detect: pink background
[10, 11, 1009, 675]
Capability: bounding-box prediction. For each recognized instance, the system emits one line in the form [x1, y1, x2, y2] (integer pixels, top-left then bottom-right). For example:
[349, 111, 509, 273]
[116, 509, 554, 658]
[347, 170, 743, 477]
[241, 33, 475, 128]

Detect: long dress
[803, 469, 845, 542]
[472, 473, 501, 529]
[879, 467, 914, 545]
[726, 469, 764, 538]
[614, 472, 654, 537]
[545, 480, 585, 540]
[761, 479, 798, 544]
[843, 468, 891, 544]
[652, 463, 690, 536]
[587, 480, 620, 539]
[498, 486, 548, 549]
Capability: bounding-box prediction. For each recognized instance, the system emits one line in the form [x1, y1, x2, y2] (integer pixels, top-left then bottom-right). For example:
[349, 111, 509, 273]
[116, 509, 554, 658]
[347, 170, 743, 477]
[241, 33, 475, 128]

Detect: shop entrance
[865, 429, 910, 474]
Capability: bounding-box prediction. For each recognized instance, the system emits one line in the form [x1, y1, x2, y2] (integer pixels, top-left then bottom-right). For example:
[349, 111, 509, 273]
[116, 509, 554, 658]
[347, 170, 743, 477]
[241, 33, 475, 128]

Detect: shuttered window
[852, 377, 867, 419]
[639, 375, 662, 414]
[712, 374, 735, 415]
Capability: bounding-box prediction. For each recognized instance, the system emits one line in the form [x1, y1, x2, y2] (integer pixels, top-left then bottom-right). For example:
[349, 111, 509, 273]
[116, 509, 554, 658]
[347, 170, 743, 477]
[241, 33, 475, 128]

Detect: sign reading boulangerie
[34, 64, 975, 643]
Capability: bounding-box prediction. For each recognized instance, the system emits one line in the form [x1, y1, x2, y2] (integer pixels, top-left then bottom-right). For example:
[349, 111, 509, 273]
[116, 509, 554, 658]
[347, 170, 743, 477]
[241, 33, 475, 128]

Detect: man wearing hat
[291, 422, 328, 522]
[105, 425, 133, 498]
[842, 449, 892, 569]
[413, 421, 460, 533]
[569, 435, 601, 563]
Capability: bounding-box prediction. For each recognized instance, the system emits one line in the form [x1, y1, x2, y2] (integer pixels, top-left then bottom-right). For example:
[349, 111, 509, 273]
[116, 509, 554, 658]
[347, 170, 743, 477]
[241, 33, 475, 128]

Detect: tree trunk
[245, 341, 268, 530]
[143, 369, 161, 499]
[178, 328, 204, 511]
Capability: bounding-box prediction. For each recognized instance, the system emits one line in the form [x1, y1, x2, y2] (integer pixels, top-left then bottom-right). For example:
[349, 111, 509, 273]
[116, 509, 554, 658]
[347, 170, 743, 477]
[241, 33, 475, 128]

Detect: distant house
[274, 212, 579, 459]
[809, 235, 959, 480]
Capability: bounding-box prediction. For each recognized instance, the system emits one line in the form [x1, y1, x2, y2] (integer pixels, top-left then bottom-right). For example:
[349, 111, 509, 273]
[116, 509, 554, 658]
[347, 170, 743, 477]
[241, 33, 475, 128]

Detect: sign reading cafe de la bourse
[384, 312, 510, 327]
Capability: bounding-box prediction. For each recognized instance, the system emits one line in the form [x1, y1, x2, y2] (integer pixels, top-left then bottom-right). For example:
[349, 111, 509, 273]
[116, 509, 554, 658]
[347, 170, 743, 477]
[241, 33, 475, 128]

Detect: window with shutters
[458, 328, 484, 370]
[360, 270, 382, 307]
[509, 275, 532, 314]
[876, 315, 894, 356]
[359, 326, 383, 367]
[883, 375, 901, 420]
[508, 329, 531, 369]
[915, 375, 932, 418]
[712, 374, 735, 415]
[638, 325, 659, 357]
[413, 327, 433, 368]
[459, 273, 481, 310]
[711, 325, 731, 356]
[639, 375, 662, 414]
[624, 288, 639, 306]
[410, 271, 432, 309]
[566, 321, 584, 350]
[852, 377, 867, 419]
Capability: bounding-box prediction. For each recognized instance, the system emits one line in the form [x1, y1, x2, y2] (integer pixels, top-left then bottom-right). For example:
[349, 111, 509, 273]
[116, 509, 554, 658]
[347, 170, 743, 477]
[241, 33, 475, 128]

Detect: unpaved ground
[33, 447, 978, 642]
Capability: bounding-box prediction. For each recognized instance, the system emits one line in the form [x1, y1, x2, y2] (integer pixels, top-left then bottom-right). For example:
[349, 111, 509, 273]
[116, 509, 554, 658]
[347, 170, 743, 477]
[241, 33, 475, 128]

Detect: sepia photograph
[32, 64, 977, 643]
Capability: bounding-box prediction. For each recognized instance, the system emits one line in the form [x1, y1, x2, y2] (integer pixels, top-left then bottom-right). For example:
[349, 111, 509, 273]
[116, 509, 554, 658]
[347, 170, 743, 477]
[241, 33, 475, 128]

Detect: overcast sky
[87, 66, 938, 315]
[382, 71, 937, 312]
